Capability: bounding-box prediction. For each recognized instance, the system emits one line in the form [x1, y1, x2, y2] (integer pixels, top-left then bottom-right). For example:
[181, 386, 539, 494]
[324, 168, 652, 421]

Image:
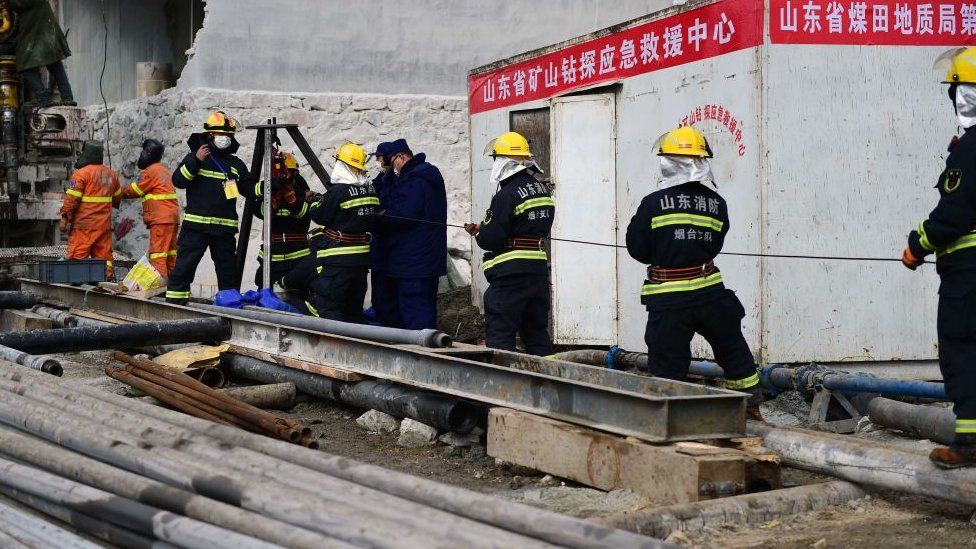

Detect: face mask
[956, 84, 976, 129]
[212, 135, 232, 150]
[659, 155, 715, 188]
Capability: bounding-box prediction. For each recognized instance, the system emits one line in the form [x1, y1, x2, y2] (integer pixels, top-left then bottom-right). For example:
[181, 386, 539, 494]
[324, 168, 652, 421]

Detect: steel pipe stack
[0, 359, 662, 548]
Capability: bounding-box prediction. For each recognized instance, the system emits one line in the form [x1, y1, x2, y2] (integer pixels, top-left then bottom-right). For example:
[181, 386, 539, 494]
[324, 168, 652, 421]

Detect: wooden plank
[228, 345, 366, 382]
[487, 408, 753, 505]
[0, 310, 53, 332]
[68, 308, 134, 325]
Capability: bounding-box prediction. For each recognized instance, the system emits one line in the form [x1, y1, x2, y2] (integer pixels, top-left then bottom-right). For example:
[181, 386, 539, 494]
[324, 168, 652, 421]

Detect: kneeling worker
[465, 131, 554, 356]
[306, 143, 378, 321]
[60, 140, 120, 279]
[120, 139, 179, 278]
[625, 126, 764, 418]
[167, 111, 250, 304]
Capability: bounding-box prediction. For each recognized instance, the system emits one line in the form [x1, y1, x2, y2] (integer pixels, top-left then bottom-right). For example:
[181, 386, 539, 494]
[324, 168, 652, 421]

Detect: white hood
[331, 159, 369, 185]
[658, 155, 715, 188]
[957, 83, 976, 129]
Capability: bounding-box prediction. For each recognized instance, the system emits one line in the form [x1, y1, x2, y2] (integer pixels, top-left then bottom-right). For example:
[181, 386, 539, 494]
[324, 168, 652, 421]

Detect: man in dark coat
[10, 0, 73, 106]
[375, 139, 447, 329]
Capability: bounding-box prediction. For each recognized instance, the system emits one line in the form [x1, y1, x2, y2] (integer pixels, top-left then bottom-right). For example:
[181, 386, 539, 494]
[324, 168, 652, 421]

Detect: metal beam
[21, 280, 745, 441]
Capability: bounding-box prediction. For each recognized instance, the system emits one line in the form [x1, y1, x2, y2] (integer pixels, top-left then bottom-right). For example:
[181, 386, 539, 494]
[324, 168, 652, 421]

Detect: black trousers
[484, 274, 553, 356]
[938, 289, 976, 437]
[255, 257, 302, 290]
[280, 254, 318, 294]
[22, 61, 73, 104]
[308, 266, 368, 323]
[166, 228, 238, 303]
[644, 291, 758, 386]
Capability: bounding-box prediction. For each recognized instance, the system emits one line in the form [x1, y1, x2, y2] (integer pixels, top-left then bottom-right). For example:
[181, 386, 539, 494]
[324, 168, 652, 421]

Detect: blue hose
[612, 349, 946, 400]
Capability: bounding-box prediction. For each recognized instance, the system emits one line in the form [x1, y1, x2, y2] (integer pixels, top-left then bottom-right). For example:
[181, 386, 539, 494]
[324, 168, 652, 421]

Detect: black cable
[98, 0, 111, 168]
[374, 213, 912, 264]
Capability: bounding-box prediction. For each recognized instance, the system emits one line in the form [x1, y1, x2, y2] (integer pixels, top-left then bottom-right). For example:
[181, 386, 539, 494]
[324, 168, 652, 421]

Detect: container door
[549, 94, 617, 345]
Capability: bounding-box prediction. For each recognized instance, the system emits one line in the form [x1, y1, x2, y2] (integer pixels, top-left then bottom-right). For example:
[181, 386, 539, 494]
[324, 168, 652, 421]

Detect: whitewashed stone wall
[86, 87, 471, 297]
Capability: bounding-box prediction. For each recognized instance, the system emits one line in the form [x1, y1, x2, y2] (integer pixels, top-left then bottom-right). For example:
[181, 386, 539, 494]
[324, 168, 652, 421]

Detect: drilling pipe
[0, 317, 231, 354]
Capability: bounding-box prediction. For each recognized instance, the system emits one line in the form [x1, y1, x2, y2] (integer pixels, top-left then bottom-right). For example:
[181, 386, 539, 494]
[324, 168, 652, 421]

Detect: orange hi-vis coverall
[121, 162, 180, 276]
[60, 164, 121, 278]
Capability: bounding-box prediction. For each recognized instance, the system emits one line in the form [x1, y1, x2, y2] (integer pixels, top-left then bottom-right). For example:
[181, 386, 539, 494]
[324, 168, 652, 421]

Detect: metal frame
[22, 280, 747, 442]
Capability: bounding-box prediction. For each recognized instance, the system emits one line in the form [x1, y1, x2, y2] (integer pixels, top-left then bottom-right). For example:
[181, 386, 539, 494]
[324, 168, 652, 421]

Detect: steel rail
[21, 280, 746, 441]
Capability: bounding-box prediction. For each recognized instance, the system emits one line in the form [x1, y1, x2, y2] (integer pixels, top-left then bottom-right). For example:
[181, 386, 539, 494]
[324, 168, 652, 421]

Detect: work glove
[902, 247, 923, 270]
[305, 190, 323, 203]
[58, 217, 69, 233]
[194, 144, 211, 162]
[463, 223, 480, 236]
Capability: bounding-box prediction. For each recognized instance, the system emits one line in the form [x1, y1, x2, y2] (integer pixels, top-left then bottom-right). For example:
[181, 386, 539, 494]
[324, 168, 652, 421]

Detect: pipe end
[41, 360, 63, 377]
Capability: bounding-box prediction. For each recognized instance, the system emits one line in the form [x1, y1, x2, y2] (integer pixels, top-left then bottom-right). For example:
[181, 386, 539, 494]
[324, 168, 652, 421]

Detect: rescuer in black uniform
[167, 111, 251, 304]
[252, 151, 312, 289]
[626, 126, 763, 418]
[465, 131, 555, 356]
[904, 47, 976, 468]
[305, 143, 379, 322]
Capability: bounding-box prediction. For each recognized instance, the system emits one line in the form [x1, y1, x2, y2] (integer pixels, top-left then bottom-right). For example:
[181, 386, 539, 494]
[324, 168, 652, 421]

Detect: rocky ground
[19, 350, 976, 548]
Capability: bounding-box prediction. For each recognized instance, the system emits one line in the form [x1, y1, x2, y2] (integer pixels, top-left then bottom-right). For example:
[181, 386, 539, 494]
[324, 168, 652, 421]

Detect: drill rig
[0, 54, 85, 247]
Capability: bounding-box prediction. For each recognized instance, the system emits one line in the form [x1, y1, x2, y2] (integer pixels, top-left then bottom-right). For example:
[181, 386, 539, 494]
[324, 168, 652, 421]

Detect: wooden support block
[228, 345, 366, 382]
[0, 310, 54, 332]
[717, 437, 783, 491]
[487, 407, 754, 505]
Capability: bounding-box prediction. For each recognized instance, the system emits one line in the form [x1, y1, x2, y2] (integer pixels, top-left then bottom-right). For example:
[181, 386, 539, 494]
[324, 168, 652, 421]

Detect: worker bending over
[466, 131, 555, 356]
[626, 126, 764, 419]
[252, 151, 311, 289]
[903, 47, 976, 468]
[59, 140, 120, 279]
[120, 139, 179, 278]
[166, 111, 250, 304]
[305, 143, 378, 321]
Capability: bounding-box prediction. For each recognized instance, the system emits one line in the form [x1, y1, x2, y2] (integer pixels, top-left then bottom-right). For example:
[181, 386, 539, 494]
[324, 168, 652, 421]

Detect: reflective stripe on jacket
[121, 162, 180, 226]
[60, 164, 121, 231]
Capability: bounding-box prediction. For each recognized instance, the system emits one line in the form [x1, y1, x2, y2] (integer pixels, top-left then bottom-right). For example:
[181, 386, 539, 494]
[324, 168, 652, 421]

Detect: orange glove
[463, 223, 480, 236]
[902, 247, 923, 270]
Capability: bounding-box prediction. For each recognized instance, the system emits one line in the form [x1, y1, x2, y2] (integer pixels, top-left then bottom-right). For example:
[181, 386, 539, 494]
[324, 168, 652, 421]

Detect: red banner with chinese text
[467, 0, 764, 115]
[770, 0, 976, 45]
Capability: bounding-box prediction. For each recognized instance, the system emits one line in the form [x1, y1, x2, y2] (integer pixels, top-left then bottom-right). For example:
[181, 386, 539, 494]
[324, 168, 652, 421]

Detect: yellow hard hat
[657, 126, 711, 158]
[488, 131, 532, 157]
[203, 111, 237, 134]
[942, 47, 976, 84]
[282, 152, 298, 170]
[333, 143, 367, 171]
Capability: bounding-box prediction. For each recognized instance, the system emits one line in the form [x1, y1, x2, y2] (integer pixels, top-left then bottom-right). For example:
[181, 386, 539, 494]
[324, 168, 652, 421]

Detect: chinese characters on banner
[468, 0, 764, 114]
[681, 104, 748, 156]
[771, 0, 976, 45]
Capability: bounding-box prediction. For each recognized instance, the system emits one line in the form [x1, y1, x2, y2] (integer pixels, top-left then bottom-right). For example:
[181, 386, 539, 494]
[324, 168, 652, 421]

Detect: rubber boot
[930, 434, 976, 469]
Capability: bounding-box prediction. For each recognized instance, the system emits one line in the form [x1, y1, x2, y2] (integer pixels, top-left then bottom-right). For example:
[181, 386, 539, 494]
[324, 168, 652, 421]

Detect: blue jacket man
[369, 142, 398, 326]
[376, 139, 447, 329]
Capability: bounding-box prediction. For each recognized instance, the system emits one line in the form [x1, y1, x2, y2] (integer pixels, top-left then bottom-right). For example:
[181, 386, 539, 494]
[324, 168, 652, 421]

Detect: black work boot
[745, 385, 766, 422]
[930, 434, 976, 469]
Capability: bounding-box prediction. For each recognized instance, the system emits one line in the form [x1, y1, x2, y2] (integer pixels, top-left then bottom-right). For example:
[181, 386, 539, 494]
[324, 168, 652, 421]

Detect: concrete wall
[60, 0, 185, 106]
[178, 0, 671, 96]
[87, 87, 470, 298]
